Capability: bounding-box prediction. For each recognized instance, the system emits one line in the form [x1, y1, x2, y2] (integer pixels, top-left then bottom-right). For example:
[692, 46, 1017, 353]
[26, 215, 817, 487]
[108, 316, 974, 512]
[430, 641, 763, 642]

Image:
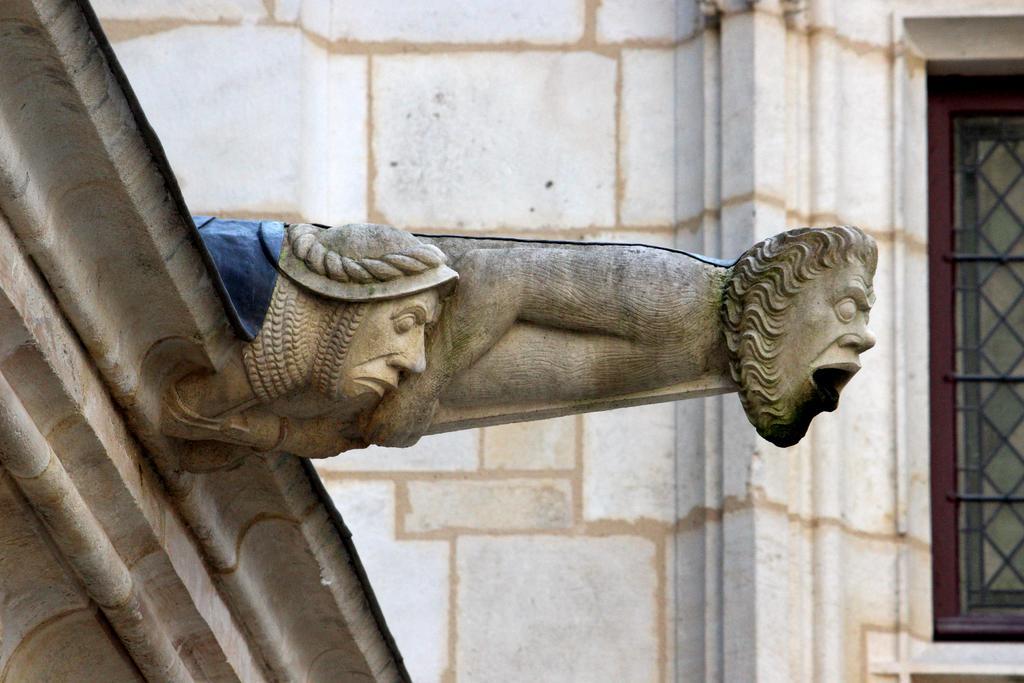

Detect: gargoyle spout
[161, 220, 877, 469]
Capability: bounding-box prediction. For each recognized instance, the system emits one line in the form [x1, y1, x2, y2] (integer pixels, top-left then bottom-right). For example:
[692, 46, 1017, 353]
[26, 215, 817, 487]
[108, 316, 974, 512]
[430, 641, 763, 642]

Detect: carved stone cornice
[699, 0, 808, 28]
[700, 0, 758, 23]
[781, 0, 809, 29]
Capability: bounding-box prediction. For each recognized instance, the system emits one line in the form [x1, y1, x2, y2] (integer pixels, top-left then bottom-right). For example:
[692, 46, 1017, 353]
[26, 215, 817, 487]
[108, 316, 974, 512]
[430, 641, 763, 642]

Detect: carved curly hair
[720, 226, 877, 435]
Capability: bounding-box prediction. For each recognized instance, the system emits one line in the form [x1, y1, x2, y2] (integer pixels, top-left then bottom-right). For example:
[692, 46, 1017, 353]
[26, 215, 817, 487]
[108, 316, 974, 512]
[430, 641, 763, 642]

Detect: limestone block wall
[95, 0, 1024, 682]
[666, 2, 1024, 683]
[98, 2, 679, 680]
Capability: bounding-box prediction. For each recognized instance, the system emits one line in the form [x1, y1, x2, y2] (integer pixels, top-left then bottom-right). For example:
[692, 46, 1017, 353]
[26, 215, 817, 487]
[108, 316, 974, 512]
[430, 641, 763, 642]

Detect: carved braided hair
[243, 277, 369, 403]
[243, 276, 325, 402]
[288, 223, 448, 284]
[311, 302, 366, 400]
[243, 223, 453, 403]
[720, 226, 877, 426]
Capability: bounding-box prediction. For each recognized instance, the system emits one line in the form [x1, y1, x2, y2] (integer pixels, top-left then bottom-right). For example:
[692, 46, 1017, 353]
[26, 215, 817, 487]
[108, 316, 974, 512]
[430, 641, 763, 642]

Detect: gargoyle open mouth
[811, 362, 860, 412]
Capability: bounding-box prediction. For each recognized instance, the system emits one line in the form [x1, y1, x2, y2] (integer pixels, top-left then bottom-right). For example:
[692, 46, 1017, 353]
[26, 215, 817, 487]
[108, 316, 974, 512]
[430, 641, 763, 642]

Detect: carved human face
[760, 262, 876, 446]
[335, 290, 440, 401]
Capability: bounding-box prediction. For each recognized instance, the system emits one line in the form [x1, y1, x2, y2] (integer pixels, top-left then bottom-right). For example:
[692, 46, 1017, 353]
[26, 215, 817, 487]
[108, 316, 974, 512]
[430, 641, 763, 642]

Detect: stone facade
[0, 2, 408, 678]
[94, 1, 1024, 681]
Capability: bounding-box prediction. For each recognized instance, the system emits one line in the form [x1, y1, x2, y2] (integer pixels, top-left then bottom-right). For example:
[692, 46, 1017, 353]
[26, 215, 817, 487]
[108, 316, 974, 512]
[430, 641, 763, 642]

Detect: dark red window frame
[929, 75, 1024, 640]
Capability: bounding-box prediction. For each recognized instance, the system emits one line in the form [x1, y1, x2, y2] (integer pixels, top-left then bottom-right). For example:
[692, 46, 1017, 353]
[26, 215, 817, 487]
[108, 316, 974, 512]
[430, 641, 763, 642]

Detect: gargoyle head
[721, 226, 877, 447]
[243, 223, 457, 406]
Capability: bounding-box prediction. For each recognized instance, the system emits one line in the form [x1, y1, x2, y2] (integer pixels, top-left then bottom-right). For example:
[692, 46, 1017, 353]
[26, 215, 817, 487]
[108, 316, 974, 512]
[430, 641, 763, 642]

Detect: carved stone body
[162, 221, 877, 469]
[365, 240, 731, 446]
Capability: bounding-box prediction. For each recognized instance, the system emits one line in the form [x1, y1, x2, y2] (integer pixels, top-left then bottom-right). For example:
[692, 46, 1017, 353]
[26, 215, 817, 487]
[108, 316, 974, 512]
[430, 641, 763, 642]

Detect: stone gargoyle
[162, 218, 876, 470]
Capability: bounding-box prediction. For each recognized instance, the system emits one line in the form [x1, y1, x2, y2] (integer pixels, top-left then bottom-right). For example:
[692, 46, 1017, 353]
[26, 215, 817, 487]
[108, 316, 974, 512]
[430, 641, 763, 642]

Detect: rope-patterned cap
[276, 222, 458, 301]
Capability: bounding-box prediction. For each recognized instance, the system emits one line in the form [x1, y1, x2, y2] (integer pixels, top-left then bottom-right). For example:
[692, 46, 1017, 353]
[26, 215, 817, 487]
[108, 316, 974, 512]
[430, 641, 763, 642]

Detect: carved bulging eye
[835, 298, 857, 323]
[393, 315, 417, 334]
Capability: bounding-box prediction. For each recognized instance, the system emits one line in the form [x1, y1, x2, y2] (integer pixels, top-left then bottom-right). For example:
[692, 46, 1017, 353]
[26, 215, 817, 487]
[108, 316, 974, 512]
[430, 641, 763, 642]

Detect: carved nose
[403, 352, 427, 375]
[389, 334, 428, 375]
[840, 329, 876, 353]
[859, 329, 877, 352]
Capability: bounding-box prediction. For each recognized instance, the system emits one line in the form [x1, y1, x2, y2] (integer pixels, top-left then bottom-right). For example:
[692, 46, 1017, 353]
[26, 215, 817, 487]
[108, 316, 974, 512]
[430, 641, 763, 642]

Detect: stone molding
[868, 8, 1024, 679]
[901, 12, 1024, 74]
[0, 1, 408, 680]
[0, 373, 191, 681]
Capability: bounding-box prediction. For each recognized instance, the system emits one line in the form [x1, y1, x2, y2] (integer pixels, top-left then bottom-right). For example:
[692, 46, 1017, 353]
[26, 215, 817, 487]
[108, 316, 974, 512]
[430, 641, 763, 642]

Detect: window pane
[955, 116, 1024, 613]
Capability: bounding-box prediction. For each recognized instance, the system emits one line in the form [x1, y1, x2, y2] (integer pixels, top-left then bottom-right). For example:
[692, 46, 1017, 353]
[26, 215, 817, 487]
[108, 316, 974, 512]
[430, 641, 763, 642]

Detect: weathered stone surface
[0, 3, 407, 678]
[163, 220, 458, 464]
[826, 245, 895, 535]
[837, 50, 892, 230]
[405, 479, 572, 532]
[328, 481, 450, 683]
[309, 55, 370, 223]
[372, 53, 616, 229]
[0, 474, 98, 675]
[17, 0, 989, 679]
[902, 249, 931, 543]
[673, 396, 712, 518]
[0, 210, 259, 680]
[597, 0, 678, 42]
[808, 0, 892, 47]
[621, 49, 675, 226]
[1, 609, 145, 682]
[718, 11, 790, 211]
[113, 26, 304, 214]
[390, 227, 874, 455]
[456, 536, 659, 682]
[316, 430, 480, 472]
[112, 28, 368, 222]
[166, 221, 878, 461]
[674, 525, 713, 682]
[482, 416, 576, 470]
[274, 0, 301, 22]
[92, 0, 267, 21]
[321, 0, 584, 44]
[583, 404, 675, 523]
[674, 38, 707, 226]
[579, 229, 676, 247]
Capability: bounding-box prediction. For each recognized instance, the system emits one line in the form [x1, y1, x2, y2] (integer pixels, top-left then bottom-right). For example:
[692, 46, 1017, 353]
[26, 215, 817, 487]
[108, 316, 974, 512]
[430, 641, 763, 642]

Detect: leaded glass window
[954, 116, 1024, 613]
